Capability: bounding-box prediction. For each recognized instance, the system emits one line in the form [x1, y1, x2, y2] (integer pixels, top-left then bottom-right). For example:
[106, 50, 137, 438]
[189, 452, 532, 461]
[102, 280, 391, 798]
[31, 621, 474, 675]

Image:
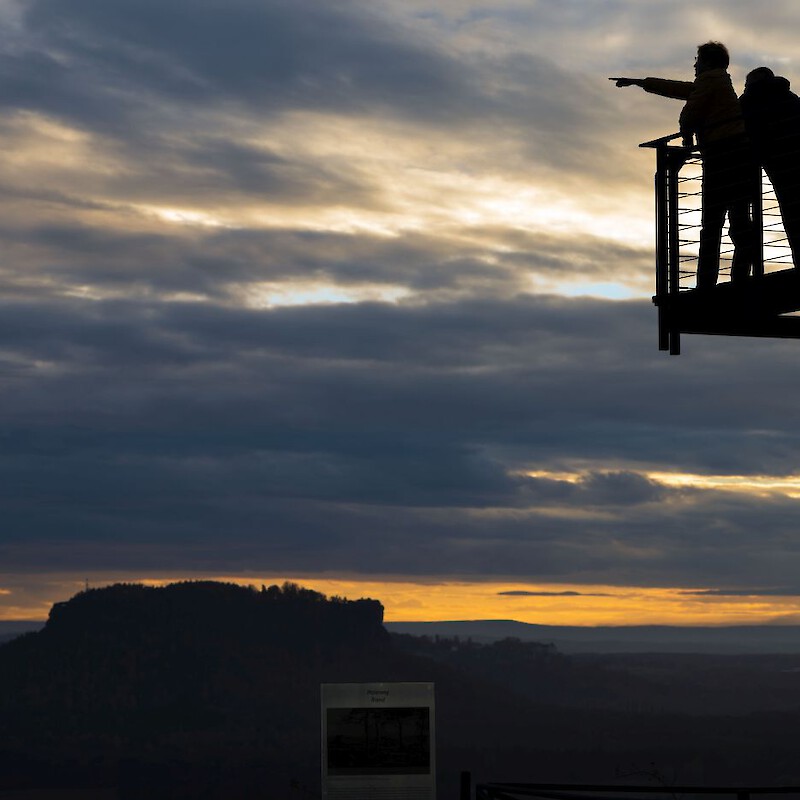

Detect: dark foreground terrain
[2, 582, 800, 798]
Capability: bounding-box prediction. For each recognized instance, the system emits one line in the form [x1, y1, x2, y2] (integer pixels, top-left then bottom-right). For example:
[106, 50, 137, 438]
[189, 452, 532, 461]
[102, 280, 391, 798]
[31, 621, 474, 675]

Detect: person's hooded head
[745, 66, 775, 92]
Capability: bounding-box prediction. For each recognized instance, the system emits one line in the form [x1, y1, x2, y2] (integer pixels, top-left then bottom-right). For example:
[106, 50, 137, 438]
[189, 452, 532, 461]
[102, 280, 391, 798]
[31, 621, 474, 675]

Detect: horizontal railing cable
[476, 784, 800, 800]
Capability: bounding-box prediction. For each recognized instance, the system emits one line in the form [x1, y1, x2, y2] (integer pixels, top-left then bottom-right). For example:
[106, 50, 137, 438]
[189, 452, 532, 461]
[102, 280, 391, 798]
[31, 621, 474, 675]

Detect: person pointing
[614, 42, 757, 289]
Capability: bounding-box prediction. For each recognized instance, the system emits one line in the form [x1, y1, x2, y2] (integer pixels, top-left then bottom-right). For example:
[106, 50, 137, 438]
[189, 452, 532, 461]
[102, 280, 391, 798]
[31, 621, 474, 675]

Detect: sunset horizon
[4, 1, 800, 644]
[7, 573, 800, 628]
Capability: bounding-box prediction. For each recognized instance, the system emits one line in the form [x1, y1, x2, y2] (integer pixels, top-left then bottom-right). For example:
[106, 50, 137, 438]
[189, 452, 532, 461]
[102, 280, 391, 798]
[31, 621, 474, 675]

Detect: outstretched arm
[611, 77, 694, 99]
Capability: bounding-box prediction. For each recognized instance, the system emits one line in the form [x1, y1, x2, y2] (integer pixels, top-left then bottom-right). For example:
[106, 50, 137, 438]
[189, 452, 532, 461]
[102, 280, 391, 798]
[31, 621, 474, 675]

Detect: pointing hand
[610, 77, 643, 88]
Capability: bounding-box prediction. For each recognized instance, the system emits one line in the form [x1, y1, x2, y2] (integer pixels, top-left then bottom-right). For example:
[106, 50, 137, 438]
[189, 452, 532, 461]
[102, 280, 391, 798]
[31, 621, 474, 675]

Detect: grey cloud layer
[2, 0, 800, 596]
[1, 293, 800, 588]
[0, 224, 650, 301]
[4, 0, 469, 143]
[5, 0, 648, 191]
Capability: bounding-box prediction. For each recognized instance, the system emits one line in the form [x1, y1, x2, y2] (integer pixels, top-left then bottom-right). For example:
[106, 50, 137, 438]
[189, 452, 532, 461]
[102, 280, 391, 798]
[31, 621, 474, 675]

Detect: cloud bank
[2, 0, 800, 613]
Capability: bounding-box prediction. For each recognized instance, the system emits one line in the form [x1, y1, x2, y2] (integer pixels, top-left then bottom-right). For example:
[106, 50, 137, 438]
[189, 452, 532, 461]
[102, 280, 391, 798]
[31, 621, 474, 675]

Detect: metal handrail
[473, 782, 800, 800]
[639, 131, 685, 148]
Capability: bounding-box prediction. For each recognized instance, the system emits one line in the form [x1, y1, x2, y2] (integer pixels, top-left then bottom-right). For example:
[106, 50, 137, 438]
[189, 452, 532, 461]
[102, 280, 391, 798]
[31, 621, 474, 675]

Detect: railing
[761, 177, 794, 271]
[468, 780, 800, 800]
[640, 133, 796, 354]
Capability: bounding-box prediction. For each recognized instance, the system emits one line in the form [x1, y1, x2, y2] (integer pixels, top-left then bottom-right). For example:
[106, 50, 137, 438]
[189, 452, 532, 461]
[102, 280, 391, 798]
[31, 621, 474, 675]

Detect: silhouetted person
[740, 66, 800, 268]
[615, 42, 757, 289]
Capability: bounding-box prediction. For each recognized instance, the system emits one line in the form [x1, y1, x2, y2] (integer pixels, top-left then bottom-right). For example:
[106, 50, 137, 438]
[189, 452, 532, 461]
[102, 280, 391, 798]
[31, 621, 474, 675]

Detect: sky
[4, 0, 800, 625]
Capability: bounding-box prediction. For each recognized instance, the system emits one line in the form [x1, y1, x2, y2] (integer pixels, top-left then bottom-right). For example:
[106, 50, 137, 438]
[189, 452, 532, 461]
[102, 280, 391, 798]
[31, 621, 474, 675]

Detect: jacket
[740, 74, 800, 162]
[643, 68, 746, 148]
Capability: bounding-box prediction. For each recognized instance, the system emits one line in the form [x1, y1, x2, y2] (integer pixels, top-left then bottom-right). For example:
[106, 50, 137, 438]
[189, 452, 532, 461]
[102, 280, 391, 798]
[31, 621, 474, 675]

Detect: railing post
[752, 166, 764, 279]
[642, 131, 685, 354]
[460, 771, 472, 800]
[655, 143, 670, 352]
[666, 148, 682, 355]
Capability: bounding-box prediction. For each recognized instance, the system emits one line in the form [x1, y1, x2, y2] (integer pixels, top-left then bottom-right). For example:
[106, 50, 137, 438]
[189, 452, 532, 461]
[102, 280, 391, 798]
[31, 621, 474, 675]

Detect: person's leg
[728, 199, 756, 283]
[698, 151, 727, 289]
[767, 161, 800, 268]
[781, 192, 800, 267]
[724, 143, 757, 284]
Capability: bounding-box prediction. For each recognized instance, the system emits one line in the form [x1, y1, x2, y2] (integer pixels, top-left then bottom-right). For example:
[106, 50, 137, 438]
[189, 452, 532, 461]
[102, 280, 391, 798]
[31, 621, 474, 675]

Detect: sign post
[321, 682, 436, 800]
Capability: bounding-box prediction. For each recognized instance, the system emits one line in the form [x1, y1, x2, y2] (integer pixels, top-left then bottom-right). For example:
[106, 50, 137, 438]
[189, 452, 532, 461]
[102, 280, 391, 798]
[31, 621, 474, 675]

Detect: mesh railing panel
[675, 159, 791, 291]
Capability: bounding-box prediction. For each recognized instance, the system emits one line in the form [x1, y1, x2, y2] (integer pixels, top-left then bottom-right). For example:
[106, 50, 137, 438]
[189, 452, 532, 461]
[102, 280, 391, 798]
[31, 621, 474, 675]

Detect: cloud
[0, 292, 798, 590]
[681, 588, 800, 597]
[0, 217, 655, 307]
[498, 590, 612, 597]
[0, 0, 662, 226]
[17, 0, 475, 124]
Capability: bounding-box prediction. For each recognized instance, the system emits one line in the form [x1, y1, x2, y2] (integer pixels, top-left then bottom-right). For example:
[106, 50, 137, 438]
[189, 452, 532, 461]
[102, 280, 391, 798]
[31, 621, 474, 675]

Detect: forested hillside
[2, 582, 800, 799]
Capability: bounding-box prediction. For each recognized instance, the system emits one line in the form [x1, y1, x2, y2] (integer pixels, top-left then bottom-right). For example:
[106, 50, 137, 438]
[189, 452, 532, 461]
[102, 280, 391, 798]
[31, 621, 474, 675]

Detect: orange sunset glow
[5, 574, 800, 628]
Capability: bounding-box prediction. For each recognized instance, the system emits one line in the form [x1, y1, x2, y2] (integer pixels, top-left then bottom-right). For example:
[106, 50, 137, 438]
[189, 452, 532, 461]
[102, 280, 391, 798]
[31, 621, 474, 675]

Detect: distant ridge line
[386, 619, 800, 654]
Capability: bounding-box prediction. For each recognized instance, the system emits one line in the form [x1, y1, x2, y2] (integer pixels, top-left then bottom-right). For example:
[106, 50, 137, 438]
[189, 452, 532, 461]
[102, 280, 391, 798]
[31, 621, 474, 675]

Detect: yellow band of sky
[3, 574, 800, 627]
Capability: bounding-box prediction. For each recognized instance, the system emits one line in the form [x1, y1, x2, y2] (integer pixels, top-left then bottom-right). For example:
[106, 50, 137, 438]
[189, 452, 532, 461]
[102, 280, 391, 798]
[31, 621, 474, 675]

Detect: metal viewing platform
[641, 133, 800, 355]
